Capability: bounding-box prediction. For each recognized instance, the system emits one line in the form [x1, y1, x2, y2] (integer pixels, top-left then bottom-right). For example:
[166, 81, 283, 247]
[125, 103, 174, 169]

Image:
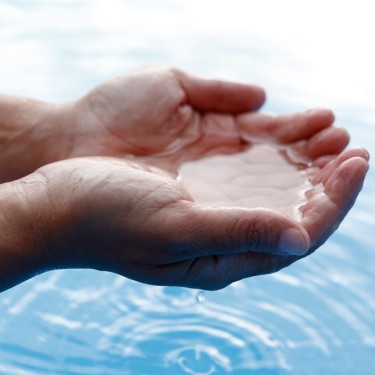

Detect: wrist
[0, 178, 49, 291]
[0, 94, 75, 182]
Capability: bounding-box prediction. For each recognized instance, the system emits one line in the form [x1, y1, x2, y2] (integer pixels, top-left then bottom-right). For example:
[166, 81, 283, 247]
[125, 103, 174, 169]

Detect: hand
[1, 144, 368, 292]
[0, 65, 351, 179]
[66, 66, 362, 176]
[65, 65, 266, 159]
[1, 156, 309, 291]
[59, 101, 368, 289]
[0, 66, 265, 182]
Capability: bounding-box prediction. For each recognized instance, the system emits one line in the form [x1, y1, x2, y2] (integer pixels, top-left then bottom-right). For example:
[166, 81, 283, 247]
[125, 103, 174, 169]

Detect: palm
[34, 157, 295, 288]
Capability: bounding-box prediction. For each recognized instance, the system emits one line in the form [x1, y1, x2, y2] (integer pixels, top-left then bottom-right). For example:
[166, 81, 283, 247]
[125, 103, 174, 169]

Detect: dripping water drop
[196, 291, 206, 303]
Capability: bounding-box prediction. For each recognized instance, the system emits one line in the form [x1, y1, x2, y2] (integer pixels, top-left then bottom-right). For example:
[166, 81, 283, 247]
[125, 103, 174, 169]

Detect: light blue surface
[1, 1, 375, 374]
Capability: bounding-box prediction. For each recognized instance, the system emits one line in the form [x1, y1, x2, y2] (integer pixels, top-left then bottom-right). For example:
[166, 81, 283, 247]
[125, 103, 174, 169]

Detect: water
[1, 0, 375, 374]
[178, 143, 311, 219]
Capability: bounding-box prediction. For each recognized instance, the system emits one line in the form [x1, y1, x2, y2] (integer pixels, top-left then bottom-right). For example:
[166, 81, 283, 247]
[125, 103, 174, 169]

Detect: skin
[0, 66, 369, 292]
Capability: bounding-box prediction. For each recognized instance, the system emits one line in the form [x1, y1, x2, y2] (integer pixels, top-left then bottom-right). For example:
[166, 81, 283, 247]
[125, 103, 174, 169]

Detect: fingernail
[362, 148, 370, 161]
[306, 108, 335, 120]
[252, 87, 266, 109]
[278, 228, 309, 256]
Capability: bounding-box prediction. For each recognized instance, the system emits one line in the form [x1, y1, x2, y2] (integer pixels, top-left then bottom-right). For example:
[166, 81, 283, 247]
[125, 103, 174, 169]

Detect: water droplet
[196, 291, 206, 303]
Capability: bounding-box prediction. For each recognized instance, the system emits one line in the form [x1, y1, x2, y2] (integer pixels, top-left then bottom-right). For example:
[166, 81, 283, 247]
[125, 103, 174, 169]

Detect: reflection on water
[1, 0, 375, 374]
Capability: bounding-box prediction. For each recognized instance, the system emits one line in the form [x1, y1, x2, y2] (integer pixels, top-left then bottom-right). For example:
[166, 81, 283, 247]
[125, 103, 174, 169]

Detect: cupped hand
[67, 66, 362, 171]
[67, 65, 266, 159]
[21, 140, 368, 291]
[18, 156, 310, 291]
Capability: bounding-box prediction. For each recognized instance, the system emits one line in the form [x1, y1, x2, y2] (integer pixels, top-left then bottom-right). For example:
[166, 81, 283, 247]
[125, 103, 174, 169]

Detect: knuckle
[182, 256, 232, 291]
[228, 218, 267, 252]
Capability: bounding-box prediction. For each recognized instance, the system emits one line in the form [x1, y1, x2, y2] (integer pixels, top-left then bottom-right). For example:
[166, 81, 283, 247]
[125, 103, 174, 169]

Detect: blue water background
[0, 1, 375, 374]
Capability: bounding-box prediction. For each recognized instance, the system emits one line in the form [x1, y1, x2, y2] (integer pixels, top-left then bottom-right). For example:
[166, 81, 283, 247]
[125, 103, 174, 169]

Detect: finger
[237, 108, 334, 143]
[306, 127, 349, 159]
[172, 68, 266, 113]
[195, 251, 297, 290]
[161, 250, 298, 290]
[163, 203, 310, 257]
[325, 157, 369, 209]
[311, 155, 338, 169]
[302, 156, 369, 249]
[311, 148, 370, 185]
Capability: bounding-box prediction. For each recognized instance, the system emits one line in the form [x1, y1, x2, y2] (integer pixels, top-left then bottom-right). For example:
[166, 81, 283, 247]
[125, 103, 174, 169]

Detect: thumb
[173, 69, 266, 113]
[171, 203, 310, 257]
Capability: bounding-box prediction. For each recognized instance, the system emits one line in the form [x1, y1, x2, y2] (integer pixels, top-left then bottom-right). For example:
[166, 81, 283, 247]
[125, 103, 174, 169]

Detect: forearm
[0, 93, 74, 182]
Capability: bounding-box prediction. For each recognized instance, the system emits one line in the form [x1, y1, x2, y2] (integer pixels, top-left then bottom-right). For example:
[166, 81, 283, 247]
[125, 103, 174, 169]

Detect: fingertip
[354, 157, 370, 176]
[307, 108, 335, 124]
[278, 227, 310, 256]
[325, 156, 369, 204]
[173, 67, 267, 113]
[321, 108, 335, 124]
[360, 147, 370, 161]
[314, 147, 371, 185]
[343, 147, 370, 162]
[307, 126, 350, 159]
[338, 156, 369, 180]
[275, 109, 336, 143]
[251, 86, 266, 110]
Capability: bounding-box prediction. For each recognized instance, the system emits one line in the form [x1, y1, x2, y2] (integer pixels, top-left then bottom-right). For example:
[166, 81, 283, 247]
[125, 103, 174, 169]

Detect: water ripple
[1, 231, 375, 374]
